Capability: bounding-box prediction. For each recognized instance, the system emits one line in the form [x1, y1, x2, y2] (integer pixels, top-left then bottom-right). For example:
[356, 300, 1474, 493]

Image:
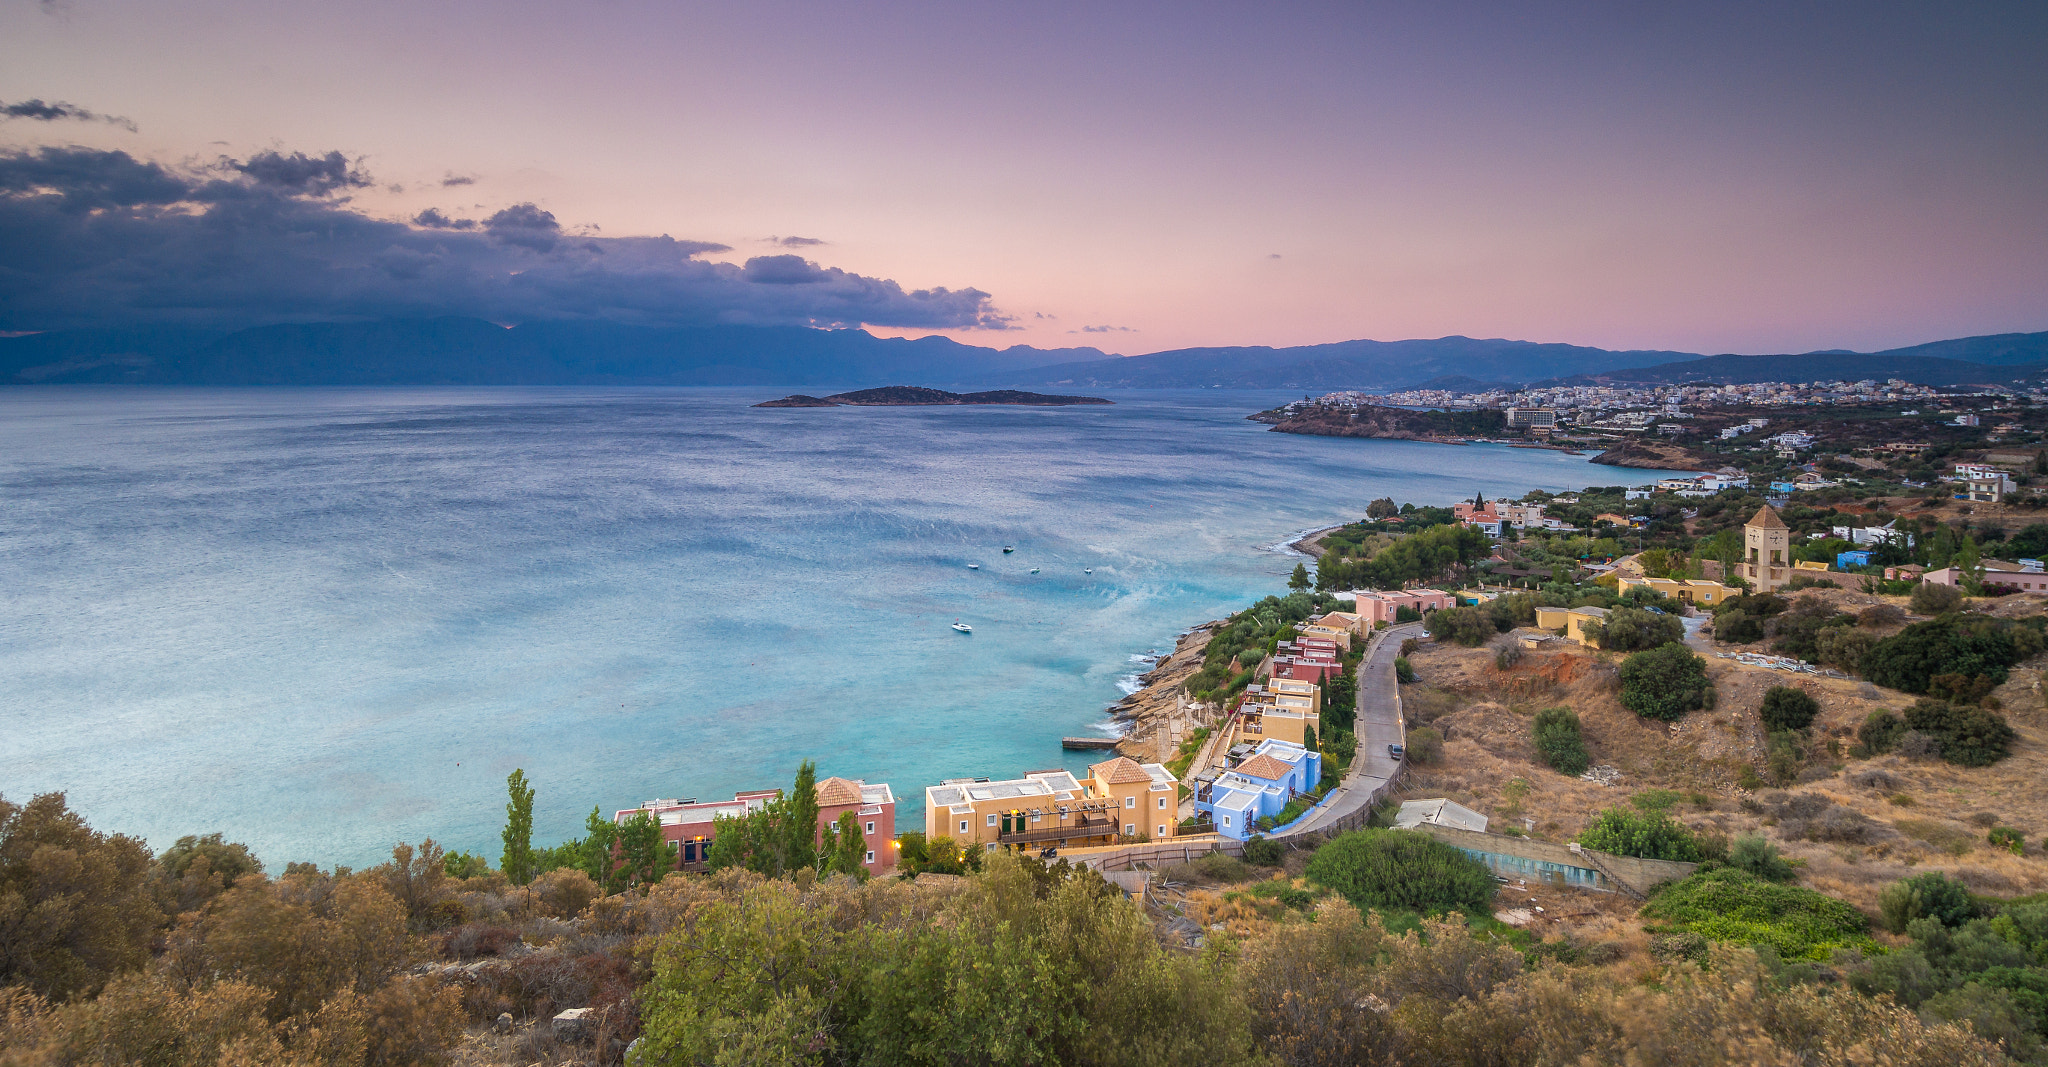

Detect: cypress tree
[501, 768, 535, 886]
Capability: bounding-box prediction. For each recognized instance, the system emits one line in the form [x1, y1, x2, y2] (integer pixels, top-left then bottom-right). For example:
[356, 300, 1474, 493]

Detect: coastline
[1104, 622, 1219, 763]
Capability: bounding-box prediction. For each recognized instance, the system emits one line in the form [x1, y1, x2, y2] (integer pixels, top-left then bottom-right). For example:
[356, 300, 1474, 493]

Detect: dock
[1060, 736, 1119, 751]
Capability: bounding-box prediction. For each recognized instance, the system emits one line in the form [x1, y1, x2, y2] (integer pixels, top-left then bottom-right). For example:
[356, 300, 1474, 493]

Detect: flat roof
[926, 770, 1079, 809]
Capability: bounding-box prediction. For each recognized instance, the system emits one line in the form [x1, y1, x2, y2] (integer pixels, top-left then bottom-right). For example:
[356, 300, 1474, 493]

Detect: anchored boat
[952, 622, 973, 633]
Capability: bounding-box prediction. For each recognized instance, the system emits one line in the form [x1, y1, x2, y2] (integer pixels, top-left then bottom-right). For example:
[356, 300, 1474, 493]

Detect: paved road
[1283, 621, 1423, 836]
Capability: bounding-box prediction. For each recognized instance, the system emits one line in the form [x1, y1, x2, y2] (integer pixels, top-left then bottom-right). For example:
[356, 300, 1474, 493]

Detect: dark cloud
[0, 145, 1009, 333]
[766, 234, 826, 246]
[1267, 253, 1283, 259]
[440, 174, 476, 186]
[227, 150, 369, 195]
[1, 98, 138, 132]
[413, 207, 476, 230]
[1081, 324, 1136, 333]
[484, 202, 561, 251]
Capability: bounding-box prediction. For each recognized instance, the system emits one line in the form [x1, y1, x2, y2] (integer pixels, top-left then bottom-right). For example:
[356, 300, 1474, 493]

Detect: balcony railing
[997, 817, 1117, 845]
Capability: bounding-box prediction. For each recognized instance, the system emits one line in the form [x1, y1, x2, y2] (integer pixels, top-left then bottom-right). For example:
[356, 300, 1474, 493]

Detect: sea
[0, 387, 1660, 868]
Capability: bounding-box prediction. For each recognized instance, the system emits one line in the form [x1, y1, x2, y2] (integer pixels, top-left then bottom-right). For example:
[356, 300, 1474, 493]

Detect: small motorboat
[1084, 568, 1093, 574]
[952, 622, 973, 633]
[1029, 567, 1040, 574]
[967, 563, 979, 570]
[1003, 546, 1015, 553]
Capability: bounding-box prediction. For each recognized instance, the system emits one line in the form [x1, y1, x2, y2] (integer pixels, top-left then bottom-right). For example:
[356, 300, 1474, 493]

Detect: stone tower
[1743, 505, 1790, 592]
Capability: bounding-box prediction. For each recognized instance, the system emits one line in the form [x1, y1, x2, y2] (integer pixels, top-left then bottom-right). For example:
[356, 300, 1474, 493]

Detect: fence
[1411, 823, 1698, 896]
[1065, 835, 1243, 872]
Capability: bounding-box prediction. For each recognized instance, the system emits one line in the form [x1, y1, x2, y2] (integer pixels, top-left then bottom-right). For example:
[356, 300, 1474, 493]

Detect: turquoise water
[0, 387, 1658, 867]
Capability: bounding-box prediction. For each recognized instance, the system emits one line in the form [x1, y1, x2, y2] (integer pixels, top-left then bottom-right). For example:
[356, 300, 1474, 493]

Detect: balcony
[998, 815, 1117, 846]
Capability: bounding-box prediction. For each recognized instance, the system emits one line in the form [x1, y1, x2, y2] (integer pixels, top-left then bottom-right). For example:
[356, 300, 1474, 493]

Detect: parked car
[1388, 743, 1405, 760]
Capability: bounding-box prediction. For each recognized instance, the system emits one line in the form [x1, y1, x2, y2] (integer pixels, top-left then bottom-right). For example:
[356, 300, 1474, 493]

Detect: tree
[1816, 625, 1876, 673]
[1586, 606, 1684, 652]
[0, 793, 162, 1001]
[1863, 616, 2029, 695]
[1394, 656, 1415, 683]
[1366, 497, 1399, 520]
[1879, 871, 1977, 932]
[500, 769, 535, 887]
[579, 804, 622, 892]
[1858, 709, 1907, 754]
[1954, 536, 1984, 595]
[1532, 706, 1590, 776]
[1576, 808, 1702, 861]
[1289, 562, 1311, 592]
[1425, 605, 1496, 646]
[823, 811, 866, 877]
[1759, 686, 1820, 732]
[1910, 582, 1964, 615]
[1304, 829, 1496, 914]
[1618, 643, 1709, 722]
[156, 832, 263, 914]
[1903, 698, 2017, 767]
[785, 760, 820, 874]
[618, 809, 676, 887]
[1728, 834, 1796, 882]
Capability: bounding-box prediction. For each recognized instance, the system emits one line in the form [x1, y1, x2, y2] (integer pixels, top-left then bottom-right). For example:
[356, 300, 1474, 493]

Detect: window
[1222, 816, 1231, 827]
[959, 819, 969, 833]
[1157, 824, 1167, 837]
[1124, 796, 1135, 809]
[986, 814, 998, 827]
[865, 821, 875, 834]
[1124, 824, 1135, 836]
[1157, 797, 1167, 809]
[864, 850, 875, 864]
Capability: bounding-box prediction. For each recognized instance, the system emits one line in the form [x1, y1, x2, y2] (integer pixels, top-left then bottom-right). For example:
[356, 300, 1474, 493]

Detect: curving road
[1282, 620, 1422, 836]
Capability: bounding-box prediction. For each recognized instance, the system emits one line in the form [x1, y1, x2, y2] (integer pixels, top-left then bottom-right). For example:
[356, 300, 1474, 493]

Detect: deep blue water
[0, 387, 1658, 867]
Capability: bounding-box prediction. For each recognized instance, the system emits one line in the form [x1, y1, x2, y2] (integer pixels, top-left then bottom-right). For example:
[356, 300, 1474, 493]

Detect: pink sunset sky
[2, 0, 2044, 356]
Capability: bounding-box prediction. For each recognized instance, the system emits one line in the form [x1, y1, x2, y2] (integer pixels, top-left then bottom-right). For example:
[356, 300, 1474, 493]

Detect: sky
[2, 0, 2045, 356]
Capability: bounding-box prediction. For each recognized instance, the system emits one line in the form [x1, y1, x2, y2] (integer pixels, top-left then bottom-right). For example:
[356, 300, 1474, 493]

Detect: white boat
[952, 622, 973, 633]
[967, 563, 979, 569]
[1003, 546, 1015, 553]
[1030, 567, 1040, 574]
[1084, 568, 1093, 574]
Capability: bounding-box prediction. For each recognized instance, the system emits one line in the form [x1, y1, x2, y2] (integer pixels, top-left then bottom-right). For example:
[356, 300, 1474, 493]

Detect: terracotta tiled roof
[815, 777, 863, 806]
[1748, 505, 1787, 530]
[1090, 757, 1153, 785]
[1234, 753, 1292, 781]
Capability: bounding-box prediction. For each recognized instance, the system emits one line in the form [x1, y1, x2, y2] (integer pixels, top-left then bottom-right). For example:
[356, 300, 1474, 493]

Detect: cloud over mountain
[0, 145, 1008, 332]
[0, 98, 137, 131]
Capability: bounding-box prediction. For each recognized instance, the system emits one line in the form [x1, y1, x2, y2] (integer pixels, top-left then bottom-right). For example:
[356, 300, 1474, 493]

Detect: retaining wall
[1412, 823, 1697, 896]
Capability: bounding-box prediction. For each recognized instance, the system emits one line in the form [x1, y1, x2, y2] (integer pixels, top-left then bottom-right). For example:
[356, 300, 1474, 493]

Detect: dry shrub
[436, 922, 521, 961]
[1892, 818, 1977, 855]
[528, 868, 600, 920]
[361, 976, 464, 1067]
[1848, 768, 1903, 792]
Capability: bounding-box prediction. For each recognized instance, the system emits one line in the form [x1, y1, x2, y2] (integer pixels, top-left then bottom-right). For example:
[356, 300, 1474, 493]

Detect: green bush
[1857, 709, 1907, 754]
[1618, 643, 1709, 722]
[1405, 726, 1443, 765]
[1903, 698, 2018, 767]
[1910, 582, 1965, 614]
[1879, 871, 1978, 932]
[1815, 626, 1877, 672]
[1765, 730, 1805, 786]
[1304, 828, 1497, 915]
[1759, 686, 1819, 732]
[1425, 606, 1496, 646]
[1576, 808, 1702, 862]
[1988, 827, 2026, 854]
[1587, 606, 1684, 652]
[1728, 834, 1797, 882]
[1715, 610, 1765, 644]
[1862, 615, 2035, 695]
[1642, 868, 1871, 960]
[1394, 656, 1415, 683]
[1532, 706, 1590, 777]
[1242, 835, 1284, 867]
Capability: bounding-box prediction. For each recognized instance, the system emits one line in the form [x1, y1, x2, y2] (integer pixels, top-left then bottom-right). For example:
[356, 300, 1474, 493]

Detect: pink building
[617, 776, 898, 876]
[1350, 588, 1451, 625]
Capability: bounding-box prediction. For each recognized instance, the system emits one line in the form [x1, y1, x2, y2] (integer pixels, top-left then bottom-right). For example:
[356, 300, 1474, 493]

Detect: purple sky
[3, 1, 2044, 354]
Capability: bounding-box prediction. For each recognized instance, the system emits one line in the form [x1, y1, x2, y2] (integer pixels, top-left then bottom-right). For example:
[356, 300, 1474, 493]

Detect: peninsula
[756, 386, 1112, 407]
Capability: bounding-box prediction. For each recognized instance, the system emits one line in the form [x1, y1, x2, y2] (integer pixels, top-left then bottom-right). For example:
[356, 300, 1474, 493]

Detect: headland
[757, 386, 1113, 407]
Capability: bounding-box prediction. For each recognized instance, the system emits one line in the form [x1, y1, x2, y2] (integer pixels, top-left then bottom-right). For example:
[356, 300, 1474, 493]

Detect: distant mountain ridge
[3, 318, 2044, 391]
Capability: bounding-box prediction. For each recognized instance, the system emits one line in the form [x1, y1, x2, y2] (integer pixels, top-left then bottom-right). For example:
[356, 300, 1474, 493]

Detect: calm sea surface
[0, 387, 1658, 867]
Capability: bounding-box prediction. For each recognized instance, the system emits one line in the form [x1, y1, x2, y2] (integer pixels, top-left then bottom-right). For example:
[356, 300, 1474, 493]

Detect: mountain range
[4, 318, 2045, 392]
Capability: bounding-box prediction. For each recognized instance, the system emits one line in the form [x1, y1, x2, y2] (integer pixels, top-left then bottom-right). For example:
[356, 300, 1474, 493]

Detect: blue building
[1836, 549, 1872, 569]
[1195, 739, 1322, 840]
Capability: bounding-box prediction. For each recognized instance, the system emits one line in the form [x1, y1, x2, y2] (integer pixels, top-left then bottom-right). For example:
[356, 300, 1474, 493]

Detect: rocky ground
[1109, 623, 1217, 763]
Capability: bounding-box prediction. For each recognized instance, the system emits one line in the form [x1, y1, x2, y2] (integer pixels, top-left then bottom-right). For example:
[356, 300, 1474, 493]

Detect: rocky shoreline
[1104, 622, 1219, 763]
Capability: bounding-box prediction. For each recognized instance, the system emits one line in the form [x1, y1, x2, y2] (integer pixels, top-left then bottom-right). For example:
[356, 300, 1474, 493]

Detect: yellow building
[1616, 574, 1743, 606]
[1534, 605, 1609, 646]
[1742, 505, 1792, 592]
[1084, 756, 1181, 841]
[924, 758, 1179, 848]
[1301, 611, 1359, 648]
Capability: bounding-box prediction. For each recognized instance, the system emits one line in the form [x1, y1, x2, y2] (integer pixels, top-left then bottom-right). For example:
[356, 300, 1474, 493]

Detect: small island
[756, 386, 1113, 408]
